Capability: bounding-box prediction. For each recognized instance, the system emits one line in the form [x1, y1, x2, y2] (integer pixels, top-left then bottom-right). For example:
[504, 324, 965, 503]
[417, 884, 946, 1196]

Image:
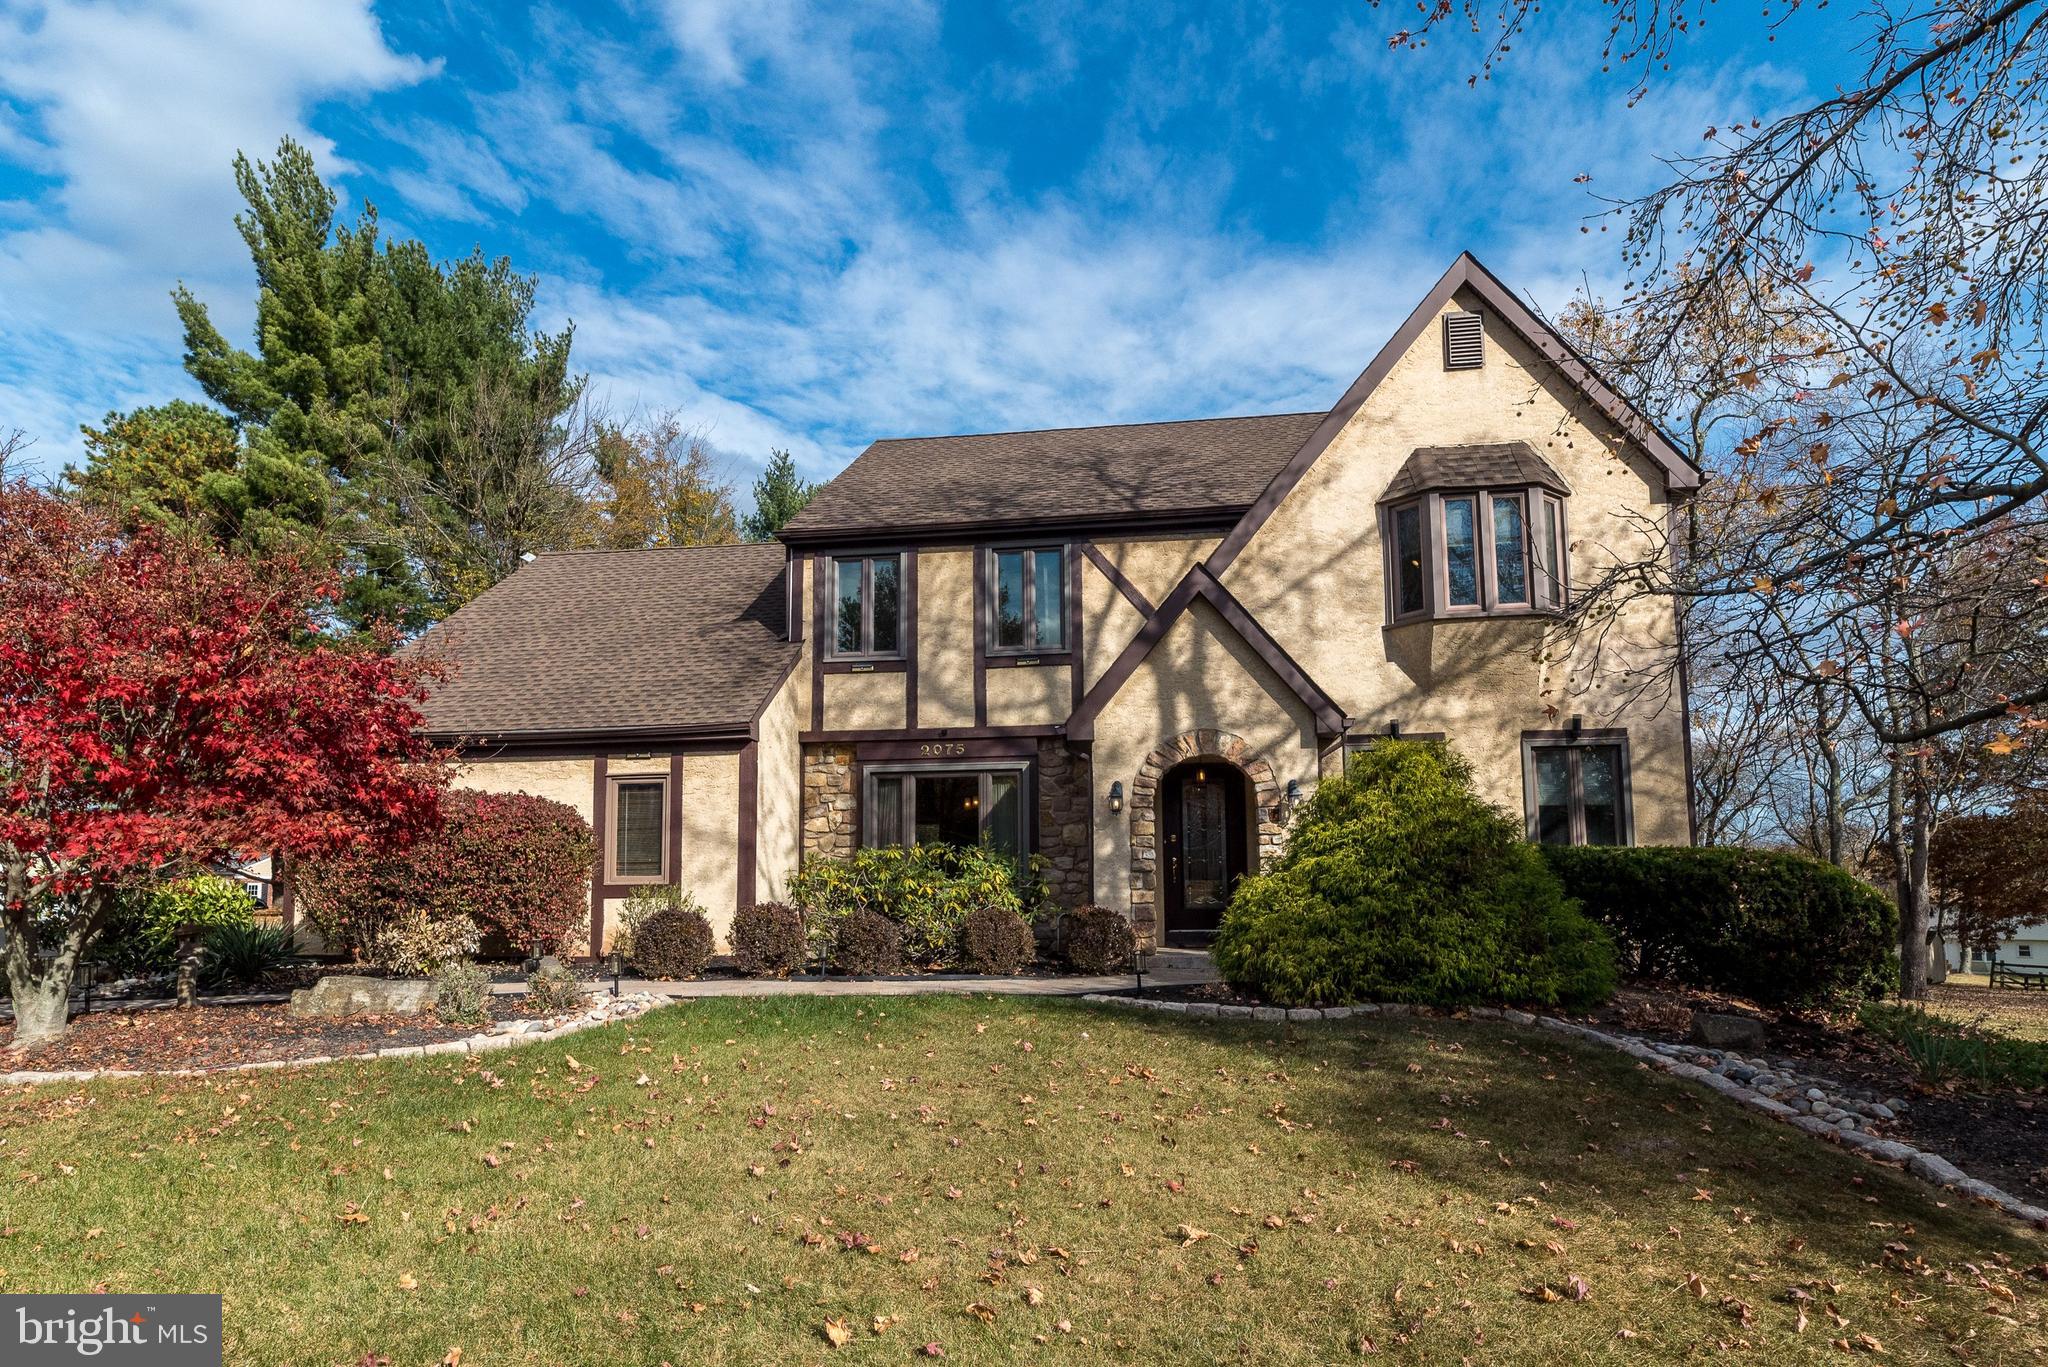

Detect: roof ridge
[865, 410, 1325, 446]
[529, 541, 782, 559]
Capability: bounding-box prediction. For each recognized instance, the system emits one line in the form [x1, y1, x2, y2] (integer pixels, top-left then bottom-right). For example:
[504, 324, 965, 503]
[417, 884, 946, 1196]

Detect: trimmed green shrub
[733, 902, 808, 977]
[1542, 845, 1898, 1011]
[959, 906, 1036, 975]
[1212, 741, 1617, 1009]
[527, 962, 588, 1013]
[631, 898, 716, 979]
[199, 924, 299, 988]
[833, 908, 904, 976]
[434, 959, 494, 1026]
[1059, 904, 1135, 974]
[788, 844, 1029, 968]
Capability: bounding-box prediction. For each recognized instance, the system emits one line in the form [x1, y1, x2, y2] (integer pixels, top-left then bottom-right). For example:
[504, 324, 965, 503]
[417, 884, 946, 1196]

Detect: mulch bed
[0, 996, 533, 1074]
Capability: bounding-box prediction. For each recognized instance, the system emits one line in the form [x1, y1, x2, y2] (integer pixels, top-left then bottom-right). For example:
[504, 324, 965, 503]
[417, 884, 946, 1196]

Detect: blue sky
[0, 1, 1843, 496]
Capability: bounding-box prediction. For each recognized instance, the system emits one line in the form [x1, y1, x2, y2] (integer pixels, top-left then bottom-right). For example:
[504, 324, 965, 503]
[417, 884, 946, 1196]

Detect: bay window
[1384, 486, 1567, 620]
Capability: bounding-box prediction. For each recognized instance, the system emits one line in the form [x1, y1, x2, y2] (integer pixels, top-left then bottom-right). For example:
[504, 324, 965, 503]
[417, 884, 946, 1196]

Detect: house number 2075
[918, 742, 968, 757]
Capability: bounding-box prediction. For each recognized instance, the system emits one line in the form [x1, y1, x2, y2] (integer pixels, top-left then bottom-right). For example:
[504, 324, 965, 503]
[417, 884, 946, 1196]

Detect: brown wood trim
[904, 548, 920, 730]
[589, 755, 607, 953]
[1079, 540, 1155, 617]
[747, 651, 805, 741]
[1067, 566, 1344, 741]
[810, 551, 826, 726]
[790, 552, 805, 645]
[779, 507, 1243, 550]
[1345, 730, 1448, 745]
[821, 659, 910, 674]
[800, 724, 1063, 744]
[737, 740, 758, 910]
[1206, 253, 1698, 579]
[972, 547, 988, 726]
[854, 736, 1042, 762]
[452, 736, 745, 762]
[1068, 542, 1085, 713]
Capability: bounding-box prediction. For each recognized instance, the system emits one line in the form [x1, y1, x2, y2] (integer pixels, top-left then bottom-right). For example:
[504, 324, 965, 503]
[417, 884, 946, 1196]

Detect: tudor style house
[414, 254, 1700, 954]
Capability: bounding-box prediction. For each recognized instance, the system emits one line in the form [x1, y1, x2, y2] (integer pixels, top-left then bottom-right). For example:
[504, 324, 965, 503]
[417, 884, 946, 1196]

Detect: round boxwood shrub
[1059, 904, 1135, 974]
[631, 900, 716, 980]
[833, 908, 904, 976]
[1542, 844, 1897, 1010]
[733, 901, 808, 977]
[959, 905, 1036, 975]
[1212, 741, 1616, 1009]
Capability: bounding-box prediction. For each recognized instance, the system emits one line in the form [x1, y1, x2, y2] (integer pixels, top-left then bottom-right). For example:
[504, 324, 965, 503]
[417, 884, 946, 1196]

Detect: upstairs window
[989, 547, 1065, 653]
[1384, 487, 1566, 620]
[831, 554, 902, 658]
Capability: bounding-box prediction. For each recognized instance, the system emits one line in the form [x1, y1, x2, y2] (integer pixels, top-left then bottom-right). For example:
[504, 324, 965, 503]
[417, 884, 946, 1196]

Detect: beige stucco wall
[917, 548, 976, 728]
[985, 663, 1071, 727]
[1092, 535, 1217, 610]
[1221, 288, 1690, 844]
[755, 658, 808, 905]
[679, 749, 742, 943]
[454, 756, 596, 823]
[1079, 558, 1149, 692]
[823, 670, 908, 731]
[1090, 598, 1322, 905]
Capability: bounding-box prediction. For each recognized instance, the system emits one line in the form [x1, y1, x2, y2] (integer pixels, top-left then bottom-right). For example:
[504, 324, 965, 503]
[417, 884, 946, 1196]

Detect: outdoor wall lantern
[605, 948, 625, 998]
[1107, 780, 1124, 815]
[1567, 714, 1584, 740]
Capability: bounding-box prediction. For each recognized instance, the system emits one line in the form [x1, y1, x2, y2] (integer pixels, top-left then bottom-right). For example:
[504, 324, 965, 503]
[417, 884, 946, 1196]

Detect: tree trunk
[1896, 751, 1935, 1001]
[2, 874, 98, 1052]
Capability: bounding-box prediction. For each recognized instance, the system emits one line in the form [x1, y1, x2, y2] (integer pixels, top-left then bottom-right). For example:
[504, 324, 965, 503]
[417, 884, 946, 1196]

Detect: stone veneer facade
[798, 740, 1095, 912]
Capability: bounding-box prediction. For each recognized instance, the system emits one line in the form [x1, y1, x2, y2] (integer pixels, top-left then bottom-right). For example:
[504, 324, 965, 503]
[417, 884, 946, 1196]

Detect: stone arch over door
[1129, 730, 1285, 945]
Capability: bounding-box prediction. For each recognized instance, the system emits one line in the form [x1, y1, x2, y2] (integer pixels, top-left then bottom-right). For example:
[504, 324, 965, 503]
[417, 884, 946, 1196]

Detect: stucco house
[412, 254, 1700, 954]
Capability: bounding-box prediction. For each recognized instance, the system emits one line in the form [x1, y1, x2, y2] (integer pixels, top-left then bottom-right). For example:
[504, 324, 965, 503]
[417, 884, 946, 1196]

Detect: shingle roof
[410, 542, 797, 741]
[1379, 441, 1572, 503]
[780, 412, 1326, 540]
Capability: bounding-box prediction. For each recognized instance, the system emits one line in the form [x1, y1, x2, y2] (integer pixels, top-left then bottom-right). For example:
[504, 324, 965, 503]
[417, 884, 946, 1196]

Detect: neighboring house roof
[779, 412, 1326, 542]
[1380, 441, 1572, 503]
[410, 543, 798, 743]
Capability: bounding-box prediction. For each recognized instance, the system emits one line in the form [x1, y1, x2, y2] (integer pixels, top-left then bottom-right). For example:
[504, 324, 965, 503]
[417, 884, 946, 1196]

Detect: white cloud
[0, 0, 429, 469]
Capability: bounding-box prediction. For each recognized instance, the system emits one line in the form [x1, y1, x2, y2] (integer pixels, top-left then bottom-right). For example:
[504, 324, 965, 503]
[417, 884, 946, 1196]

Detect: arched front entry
[1128, 730, 1286, 947]
[1159, 760, 1247, 943]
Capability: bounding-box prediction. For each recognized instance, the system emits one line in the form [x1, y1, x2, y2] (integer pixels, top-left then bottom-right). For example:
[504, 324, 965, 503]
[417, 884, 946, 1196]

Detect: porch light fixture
[1133, 941, 1150, 998]
[1107, 781, 1124, 814]
[1567, 714, 1584, 739]
[605, 948, 624, 997]
[1285, 779, 1303, 805]
[1386, 720, 1402, 738]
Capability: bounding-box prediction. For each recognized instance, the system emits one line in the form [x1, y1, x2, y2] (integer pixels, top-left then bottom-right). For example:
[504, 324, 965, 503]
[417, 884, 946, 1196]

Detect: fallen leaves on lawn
[822, 1318, 853, 1349]
[1176, 1223, 1212, 1247]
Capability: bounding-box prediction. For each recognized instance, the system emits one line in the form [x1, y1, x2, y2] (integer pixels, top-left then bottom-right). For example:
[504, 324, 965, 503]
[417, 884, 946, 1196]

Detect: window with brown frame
[863, 763, 1028, 857]
[830, 554, 903, 659]
[988, 546, 1065, 653]
[1521, 735, 1631, 847]
[1384, 487, 1566, 621]
[608, 776, 669, 882]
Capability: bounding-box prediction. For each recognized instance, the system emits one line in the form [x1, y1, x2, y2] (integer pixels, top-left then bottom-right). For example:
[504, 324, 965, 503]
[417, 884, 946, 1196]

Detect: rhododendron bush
[0, 481, 447, 1048]
[297, 790, 595, 961]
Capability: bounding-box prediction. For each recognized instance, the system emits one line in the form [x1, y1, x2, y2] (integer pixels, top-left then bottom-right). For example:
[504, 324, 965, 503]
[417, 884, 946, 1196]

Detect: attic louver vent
[1443, 310, 1484, 370]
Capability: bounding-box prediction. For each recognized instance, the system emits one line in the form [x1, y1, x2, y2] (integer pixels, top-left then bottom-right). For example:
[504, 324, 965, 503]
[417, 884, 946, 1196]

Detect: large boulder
[1689, 1011, 1767, 1051]
[289, 974, 437, 1019]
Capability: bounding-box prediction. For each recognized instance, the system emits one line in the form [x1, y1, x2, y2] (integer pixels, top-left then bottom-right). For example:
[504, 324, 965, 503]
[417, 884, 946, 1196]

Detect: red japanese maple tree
[0, 481, 447, 1048]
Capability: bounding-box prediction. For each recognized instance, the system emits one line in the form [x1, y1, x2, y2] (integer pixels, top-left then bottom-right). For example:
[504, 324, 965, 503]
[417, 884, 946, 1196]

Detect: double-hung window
[1523, 737, 1630, 846]
[1386, 487, 1567, 620]
[831, 554, 902, 658]
[607, 776, 669, 882]
[864, 764, 1027, 857]
[989, 547, 1065, 653]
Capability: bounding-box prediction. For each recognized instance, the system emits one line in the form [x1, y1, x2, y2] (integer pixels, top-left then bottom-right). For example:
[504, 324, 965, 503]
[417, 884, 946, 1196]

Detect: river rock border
[0, 991, 666, 1087]
[1082, 993, 2048, 1231]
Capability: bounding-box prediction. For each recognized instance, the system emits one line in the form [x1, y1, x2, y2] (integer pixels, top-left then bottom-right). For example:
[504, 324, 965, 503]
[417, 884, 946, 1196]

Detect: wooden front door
[1160, 761, 1247, 944]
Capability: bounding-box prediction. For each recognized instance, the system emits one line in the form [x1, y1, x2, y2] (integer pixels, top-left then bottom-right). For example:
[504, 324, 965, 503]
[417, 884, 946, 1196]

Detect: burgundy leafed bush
[298, 790, 595, 960]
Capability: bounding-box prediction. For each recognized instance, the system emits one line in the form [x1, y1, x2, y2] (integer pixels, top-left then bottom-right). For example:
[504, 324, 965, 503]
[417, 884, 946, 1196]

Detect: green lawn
[1, 998, 2041, 1364]
[1926, 980, 2048, 1044]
